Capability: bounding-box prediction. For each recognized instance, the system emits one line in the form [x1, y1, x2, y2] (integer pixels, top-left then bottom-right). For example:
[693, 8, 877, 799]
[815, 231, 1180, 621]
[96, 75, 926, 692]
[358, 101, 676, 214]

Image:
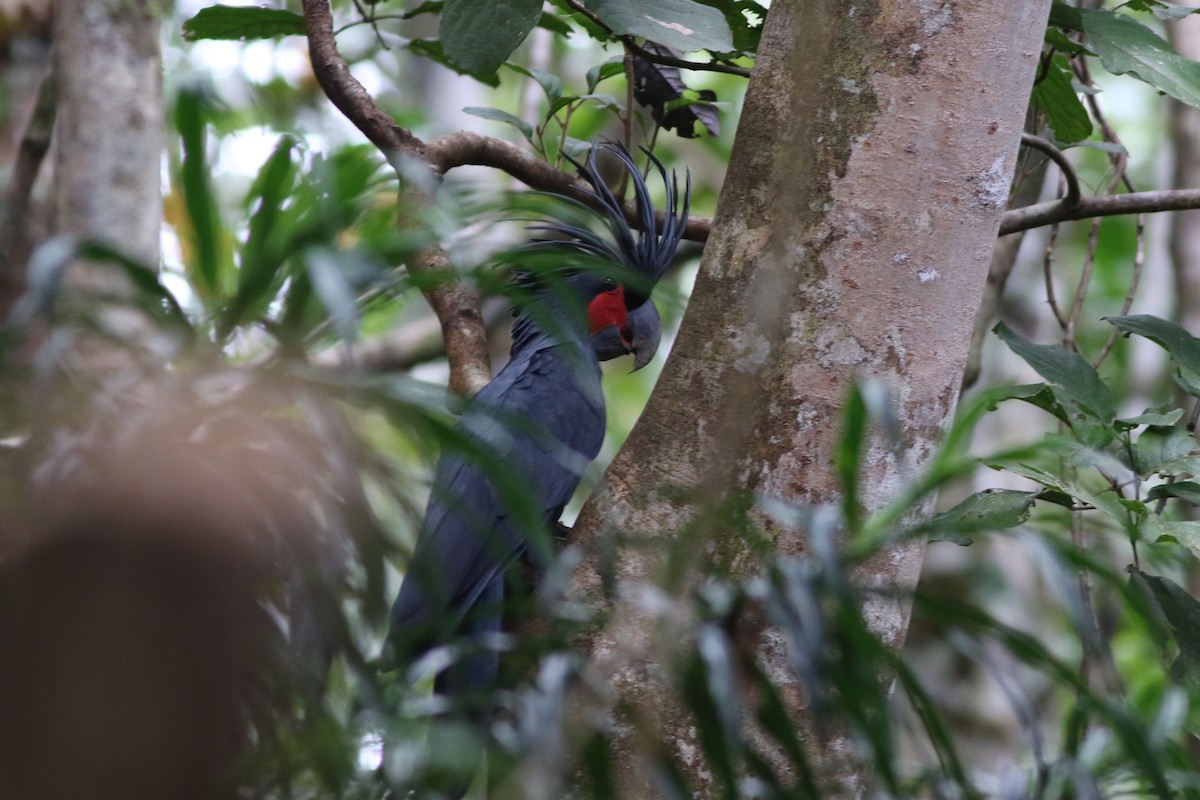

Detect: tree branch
[302, 0, 425, 162]
[999, 189, 1200, 235]
[302, 0, 491, 393]
[1020, 133, 1079, 206]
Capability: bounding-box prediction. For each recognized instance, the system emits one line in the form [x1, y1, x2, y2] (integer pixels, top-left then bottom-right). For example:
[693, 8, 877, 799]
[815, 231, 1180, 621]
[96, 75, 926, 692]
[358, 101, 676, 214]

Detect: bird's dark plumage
[389, 141, 690, 733]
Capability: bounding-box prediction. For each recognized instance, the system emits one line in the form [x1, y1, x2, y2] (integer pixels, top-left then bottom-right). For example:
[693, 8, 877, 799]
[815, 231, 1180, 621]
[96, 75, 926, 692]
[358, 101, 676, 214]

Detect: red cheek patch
[587, 286, 628, 335]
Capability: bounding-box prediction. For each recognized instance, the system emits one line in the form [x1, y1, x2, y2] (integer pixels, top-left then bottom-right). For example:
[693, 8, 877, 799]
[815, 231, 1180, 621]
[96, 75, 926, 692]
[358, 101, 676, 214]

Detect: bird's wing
[390, 344, 605, 645]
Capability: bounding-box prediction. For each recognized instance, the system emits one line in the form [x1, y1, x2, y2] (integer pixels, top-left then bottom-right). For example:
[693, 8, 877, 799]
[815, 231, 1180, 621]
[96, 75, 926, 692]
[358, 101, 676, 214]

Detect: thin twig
[623, 37, 751, 78]
[1043, 220, 1066, 328]
[1093, 212, 1146, 367]
[1020, 133, 1080, 206]
[1063, 212, 1103, 346]
[622, 45, 635, 156]
[998, 189, 1200, 235]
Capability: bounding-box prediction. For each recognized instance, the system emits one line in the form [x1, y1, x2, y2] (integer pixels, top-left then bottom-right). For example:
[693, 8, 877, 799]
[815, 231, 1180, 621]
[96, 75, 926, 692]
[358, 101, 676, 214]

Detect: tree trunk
[53, 0, 162, 270]
[570, 0, 1051, 795]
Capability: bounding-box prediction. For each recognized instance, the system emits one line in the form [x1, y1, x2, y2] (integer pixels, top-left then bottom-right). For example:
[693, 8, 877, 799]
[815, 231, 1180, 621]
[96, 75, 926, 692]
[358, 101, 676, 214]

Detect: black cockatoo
[388, 143, 689, 721]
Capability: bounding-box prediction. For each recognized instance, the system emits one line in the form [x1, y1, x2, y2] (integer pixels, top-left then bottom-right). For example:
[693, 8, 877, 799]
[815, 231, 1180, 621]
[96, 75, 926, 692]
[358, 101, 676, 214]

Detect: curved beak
[590, 300, 661, 371]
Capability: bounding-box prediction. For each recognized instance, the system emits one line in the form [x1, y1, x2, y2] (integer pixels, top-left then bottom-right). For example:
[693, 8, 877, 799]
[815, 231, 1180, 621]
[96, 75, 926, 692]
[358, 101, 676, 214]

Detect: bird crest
[520, 140, 691, 294]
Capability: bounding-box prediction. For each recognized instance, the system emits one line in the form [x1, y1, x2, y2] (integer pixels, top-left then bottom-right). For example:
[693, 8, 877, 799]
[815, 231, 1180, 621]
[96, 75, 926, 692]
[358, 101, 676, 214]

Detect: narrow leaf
[174, 86, 224, 301]
[232, 136, 299, 327]
[463, 106, 534, 141]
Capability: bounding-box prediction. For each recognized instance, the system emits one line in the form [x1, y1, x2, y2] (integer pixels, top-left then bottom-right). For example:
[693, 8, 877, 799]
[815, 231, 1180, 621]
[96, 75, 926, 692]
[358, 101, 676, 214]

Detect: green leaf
[975, 382, 1070, 424]
[509, 65, 564, 103]
[75, 242, 192, 331]
[538, 10, 575, 35]
[1117, 407, 1185, 429]
[1049, 1, 1084, 31]
[1135, 426, 1200, 476]
[407, 39, 501, 86]
[835, 383, 868, 535]
[1107, 314, 1200, 377]
[182, 5, 306, 41]
[584, 0, 734, 53]
[441, 0, 543, 75]
[1081, 8, 1200, 109]
[1125, 0, 1200, 22]
[1146, 517, 1200, 554]
[1127, 567, 1173, 655]
[586, 57, 626, 92]
[926, 489, 1039, 545]
[1045, 27, 1094, 57]
[1131, 570, 1200, 693]
[1030, 54, 1093, 143]
[463, 106, 534, 141]
[1147, 481, 1200, 505]
[993, 323, 1115, 423]
[228, 136, 298, 331]
[174, 86, 224, 301]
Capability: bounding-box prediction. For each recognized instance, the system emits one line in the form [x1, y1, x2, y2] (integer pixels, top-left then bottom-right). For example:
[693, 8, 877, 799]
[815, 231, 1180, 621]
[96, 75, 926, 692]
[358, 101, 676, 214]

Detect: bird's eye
[602, 277, 617, 291]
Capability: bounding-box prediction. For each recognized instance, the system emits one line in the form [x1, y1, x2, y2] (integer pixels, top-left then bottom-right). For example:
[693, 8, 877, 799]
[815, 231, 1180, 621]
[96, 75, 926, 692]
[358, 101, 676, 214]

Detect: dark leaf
[584, 0, 734, 52]
[407, 40, 501, 86]
[1030, 54, 1093, 143]
[586, 57, 625, 92]
[692, 0, 764, 54]
[463, 106, 534, 142]
[441, 0, 543, 75]
[1147, 481, 1200, 505]
[174, 85, 225, 302]
[926, 489, 1039, 545]
[230, 136, 300, 330]
[632, 42, 720, 138]
[1117, 406, 1185, 429]
[994, 323, 1115, 423]
[1128, 570, 1200, 691]
[1049, 2, 1084, 31]
[1081, 9, 1200, 109]
[975, 382, 1070, 424]
[1124, 0, 1200, 22]
[182, 5, 306, 41]
[835, 382, 867, 534]
[1145, 517, 1200, 558]
[1135, 426, 1200, 475]
[1106, 314, 1200, 378]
